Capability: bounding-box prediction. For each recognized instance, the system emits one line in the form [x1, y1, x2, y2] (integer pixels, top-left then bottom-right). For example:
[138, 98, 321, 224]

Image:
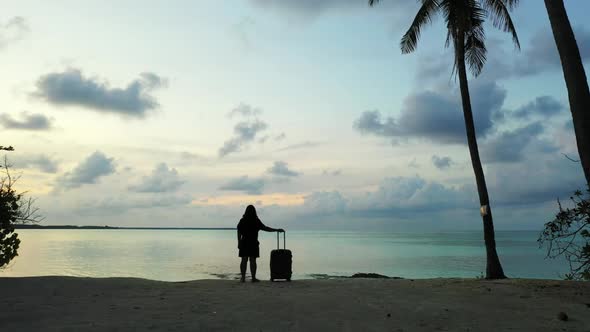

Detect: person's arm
[237, 229, 241, 248]
[260, 223, 284, 232]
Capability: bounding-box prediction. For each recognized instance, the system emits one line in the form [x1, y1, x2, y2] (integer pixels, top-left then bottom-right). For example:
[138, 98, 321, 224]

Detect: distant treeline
[15, 224, 236, 230]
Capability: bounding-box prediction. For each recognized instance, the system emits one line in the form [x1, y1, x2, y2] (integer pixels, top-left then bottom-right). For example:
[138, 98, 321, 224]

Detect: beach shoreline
[1, 276, 588, 331]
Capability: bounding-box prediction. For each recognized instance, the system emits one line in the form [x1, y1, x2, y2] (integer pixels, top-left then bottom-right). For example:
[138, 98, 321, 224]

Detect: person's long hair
[242, 205, 258, 221]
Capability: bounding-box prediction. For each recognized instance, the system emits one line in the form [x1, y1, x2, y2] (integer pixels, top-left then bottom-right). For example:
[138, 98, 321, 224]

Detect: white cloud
[0, 112, 52, 130]
[267, 161, 301, 177]
[33, 69, 166, 117]
[129, 163, 185, 193]
[0, 16, 29, 49]
[13, 154, 59, 173]
[219, 176, 265, 195]
[56, 151, 115, 190]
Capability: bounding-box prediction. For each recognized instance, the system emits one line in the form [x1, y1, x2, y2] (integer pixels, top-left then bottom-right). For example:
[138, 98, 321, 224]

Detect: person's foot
[251, 278, 260, 283]
[240, 277, 245, 283]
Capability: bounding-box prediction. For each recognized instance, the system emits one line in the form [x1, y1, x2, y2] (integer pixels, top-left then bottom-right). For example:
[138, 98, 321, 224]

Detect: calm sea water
[0, 230, 570, 281]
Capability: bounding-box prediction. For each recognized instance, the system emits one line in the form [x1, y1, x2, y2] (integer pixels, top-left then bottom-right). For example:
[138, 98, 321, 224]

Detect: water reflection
[0, 229, 569, 281]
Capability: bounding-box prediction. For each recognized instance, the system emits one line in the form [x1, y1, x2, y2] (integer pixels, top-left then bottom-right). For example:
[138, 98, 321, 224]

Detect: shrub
[539, 188, 590, 280]
[0, 154, 42, 268]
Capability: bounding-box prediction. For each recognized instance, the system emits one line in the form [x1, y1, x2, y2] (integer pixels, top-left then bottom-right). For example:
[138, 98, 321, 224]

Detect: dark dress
[238, 217, 266, 258]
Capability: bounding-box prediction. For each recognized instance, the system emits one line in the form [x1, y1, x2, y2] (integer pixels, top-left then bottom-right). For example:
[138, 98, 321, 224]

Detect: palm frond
[400, 0, 441, 54]
[481, 0, 520, 48]
[439, 0, 463, 77]
[500, 0, 519, 10]
[445, 29, 453, 49]
[465, 26, 488, 76]
[391, 0, 519, 78]
[463, 1, 487, 76]
[440, 0, 458, 39]
[443, 0, 487, 78]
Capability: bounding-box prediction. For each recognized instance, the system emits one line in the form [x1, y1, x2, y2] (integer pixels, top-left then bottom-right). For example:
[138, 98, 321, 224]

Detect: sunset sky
[2, 0, 589, 230]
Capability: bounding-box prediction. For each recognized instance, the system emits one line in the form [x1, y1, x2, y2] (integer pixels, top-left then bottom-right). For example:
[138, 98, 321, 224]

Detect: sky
[2, 0, 590, 230]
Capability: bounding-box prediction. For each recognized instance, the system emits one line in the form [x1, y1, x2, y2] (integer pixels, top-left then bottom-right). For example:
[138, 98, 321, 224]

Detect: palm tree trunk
[456, 39, 506, 279]
[544, 0, 590, 185]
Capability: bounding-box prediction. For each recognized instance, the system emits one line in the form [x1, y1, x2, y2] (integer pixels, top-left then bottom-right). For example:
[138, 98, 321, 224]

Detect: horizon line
[15, 224, 236, 230]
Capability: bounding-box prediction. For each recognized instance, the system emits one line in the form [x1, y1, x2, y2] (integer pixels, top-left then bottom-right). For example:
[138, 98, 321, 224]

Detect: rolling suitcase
[270, 232, 292, 281]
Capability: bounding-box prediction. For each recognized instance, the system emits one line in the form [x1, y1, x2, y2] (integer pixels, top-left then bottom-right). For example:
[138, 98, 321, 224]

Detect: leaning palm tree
[370, 0, 519, 279]
[544, 0, 590, 185]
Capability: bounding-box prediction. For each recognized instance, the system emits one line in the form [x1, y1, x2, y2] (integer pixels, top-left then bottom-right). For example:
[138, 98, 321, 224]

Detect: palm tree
[370, 0, 520, 279]
[544, 0, 590, 185]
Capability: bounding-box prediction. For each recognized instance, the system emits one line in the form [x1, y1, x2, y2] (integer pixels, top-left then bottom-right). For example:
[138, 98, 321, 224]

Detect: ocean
[0, 229, 570, 281]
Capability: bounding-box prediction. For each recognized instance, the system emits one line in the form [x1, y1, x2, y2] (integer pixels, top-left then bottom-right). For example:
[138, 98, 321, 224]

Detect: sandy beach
[1, 277, 588, 331]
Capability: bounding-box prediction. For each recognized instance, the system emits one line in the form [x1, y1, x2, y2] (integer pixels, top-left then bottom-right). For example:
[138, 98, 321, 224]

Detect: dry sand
[1, 277, 589, 331]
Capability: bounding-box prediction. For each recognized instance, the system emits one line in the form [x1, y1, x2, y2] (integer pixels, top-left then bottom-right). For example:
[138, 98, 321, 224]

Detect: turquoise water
[0, 230, 569, 281]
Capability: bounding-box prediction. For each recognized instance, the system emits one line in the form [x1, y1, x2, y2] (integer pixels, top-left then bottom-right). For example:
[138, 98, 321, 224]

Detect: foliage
[539, 188, 590, 280]
[369, 0, 520, 77]
[1, 155, 43, 268]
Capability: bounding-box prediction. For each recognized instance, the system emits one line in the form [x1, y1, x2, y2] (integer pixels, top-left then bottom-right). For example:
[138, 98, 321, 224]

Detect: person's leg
[250, 256, 259, 282]
[240, 257, 248, 282]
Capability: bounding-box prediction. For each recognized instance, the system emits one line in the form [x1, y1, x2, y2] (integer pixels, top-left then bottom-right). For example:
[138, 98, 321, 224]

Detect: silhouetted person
[237, 205, 284, 283]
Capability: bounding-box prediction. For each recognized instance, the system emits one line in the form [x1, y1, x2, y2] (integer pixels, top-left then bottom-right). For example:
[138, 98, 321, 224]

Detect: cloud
[511, 96, 565, 119]
[416, 53, 453, 82]
[301, 177, 473, 217]
[228, 103, 262, 118]
[33, 69, 166, 117]
[219, 176, 265, 195]
[180, 151, 204, 161]
[431, 155, 452, 170]
[232, 17, 256, 50]
[515, 26, 590, 77]
[292, 176, 474, 220]
[288, 164, 583, 225]
[274, 132, 286, 141]
[57, 151, 116, 189]
[481, 122, 557, 163]
[0, 112, 52, 130]
[322, 169, 342, 176]
[356, 81, 561, 164]
[258, 135, 269, 144]
[129, 163, 185, 193]
[341, 163, 581, 219]
[249, 0, 364, 17]
[301, 191, 348, 215]
[416, 27, 590, 83]
[13, 154, 59, 173]
[219, 108, 268, 157]
[0, 16, 29, 49]
[354, 81, 505, 144]
[354, 177, 473, 214]
[486, 157, 584, 206]
[408, 158, 420, 169]
[267, 161, 301, 177]
[277, 141, 321, 151]
[78, 194, 193, 215]
[248, 0, 414, 20]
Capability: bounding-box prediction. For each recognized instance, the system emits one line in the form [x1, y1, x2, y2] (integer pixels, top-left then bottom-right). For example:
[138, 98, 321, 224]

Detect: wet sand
[1, 277, 589, 331]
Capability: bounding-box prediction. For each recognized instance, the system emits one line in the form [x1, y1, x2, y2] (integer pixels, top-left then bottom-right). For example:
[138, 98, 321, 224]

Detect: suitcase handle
[276, 231, 286, 250]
